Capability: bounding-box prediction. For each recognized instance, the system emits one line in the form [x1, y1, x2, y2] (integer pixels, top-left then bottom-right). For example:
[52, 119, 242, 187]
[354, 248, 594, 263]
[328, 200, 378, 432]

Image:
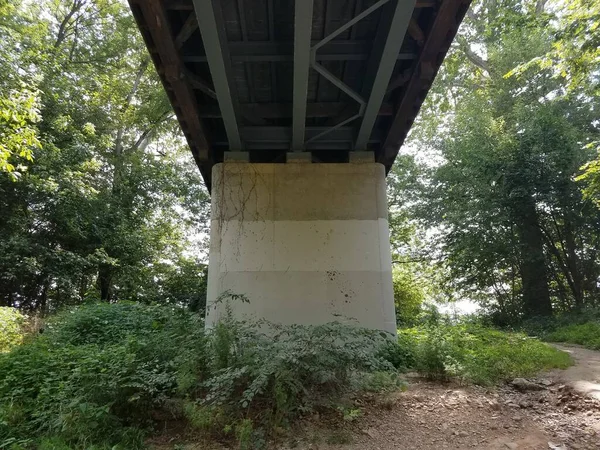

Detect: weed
[394, 324, 572, 385]
[0, 302, 397, 448]
[545, 322, 600, 349]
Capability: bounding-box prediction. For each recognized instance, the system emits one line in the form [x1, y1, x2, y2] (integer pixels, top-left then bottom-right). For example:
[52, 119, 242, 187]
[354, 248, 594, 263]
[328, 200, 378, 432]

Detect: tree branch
[131, 110, 174, 152]
[457, 36, 491, 75]
[54, 0, 85, 50]
[535, 0, 548, 16]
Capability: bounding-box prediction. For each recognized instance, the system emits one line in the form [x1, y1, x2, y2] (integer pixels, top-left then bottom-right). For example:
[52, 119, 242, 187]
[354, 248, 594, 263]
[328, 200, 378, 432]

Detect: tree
[0, 0, 210, 313]
[390, 0, 600, 320]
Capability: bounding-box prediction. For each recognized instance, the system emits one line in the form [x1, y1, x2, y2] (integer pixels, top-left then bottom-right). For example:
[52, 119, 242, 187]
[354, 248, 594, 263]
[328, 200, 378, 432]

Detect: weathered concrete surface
[206, 162, 396, 334]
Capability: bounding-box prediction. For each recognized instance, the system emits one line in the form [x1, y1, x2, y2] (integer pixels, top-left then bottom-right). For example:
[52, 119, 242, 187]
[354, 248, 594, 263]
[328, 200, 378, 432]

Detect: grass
[521, 308, 600, 351]
[388, 324, 572, 385]
[545, 322, 600, 350]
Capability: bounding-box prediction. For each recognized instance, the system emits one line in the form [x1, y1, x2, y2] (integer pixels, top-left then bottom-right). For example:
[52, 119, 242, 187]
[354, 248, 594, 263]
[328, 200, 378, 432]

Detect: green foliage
[0, 307, 26, 353]
[0, 303, 398, 449]
[0, 303, 203, 448]
[0, 88, 41, 179]
[385, 0, 600, 321]
[185, 316, 394, 439]
[45, 301, 192, 346]
[394, 324, 572, 385]
[377, 333, 416, 371]
[546, 322, 600, 350]
[392, 269, 425, 326]
[0, 0, 210, 313]
[578, 147, 600, 208]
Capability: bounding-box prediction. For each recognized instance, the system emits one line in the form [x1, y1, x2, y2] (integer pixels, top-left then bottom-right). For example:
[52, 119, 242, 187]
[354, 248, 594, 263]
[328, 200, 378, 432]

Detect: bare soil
[149, 345, 600, 450]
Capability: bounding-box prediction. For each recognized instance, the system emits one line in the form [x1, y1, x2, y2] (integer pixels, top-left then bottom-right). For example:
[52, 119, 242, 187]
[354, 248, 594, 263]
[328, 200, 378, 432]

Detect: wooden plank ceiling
[128, 0, 471, 189]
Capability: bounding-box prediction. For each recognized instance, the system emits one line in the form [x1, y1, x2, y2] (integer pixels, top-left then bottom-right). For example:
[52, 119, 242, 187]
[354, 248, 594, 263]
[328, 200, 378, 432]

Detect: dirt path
[288, 345, 600, 450]
[549, 344, 600, 402]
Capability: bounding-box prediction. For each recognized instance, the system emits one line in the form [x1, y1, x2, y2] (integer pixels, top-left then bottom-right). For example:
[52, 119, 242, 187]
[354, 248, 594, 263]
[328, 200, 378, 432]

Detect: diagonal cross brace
[307, 0, 409, 146]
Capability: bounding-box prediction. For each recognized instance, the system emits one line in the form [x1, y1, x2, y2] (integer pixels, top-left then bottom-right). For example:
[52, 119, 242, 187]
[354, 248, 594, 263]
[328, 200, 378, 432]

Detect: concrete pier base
[206, 162, 396, 334]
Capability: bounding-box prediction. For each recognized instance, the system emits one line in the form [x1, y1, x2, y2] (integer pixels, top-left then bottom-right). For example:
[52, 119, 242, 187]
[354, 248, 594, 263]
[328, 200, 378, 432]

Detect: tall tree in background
[0, 0, 210, 313]
[389, 0, 600, 321]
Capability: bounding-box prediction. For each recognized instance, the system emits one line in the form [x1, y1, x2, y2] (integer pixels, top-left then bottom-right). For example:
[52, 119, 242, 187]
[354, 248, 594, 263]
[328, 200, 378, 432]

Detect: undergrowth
[0, 302, 397, 449]
[0, 302, 575, 449]
[386, 324, 572, 385]
[521, 308, 600, 350]
[545, 322, 600, 350]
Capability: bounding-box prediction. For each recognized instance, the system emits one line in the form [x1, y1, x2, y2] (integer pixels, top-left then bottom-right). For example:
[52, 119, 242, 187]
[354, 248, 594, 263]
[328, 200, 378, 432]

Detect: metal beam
[196, 102, 393, 119]
[267, 0, 276, 102]
[181, 41, 417, 63]
[306, 0, 396, 145]
[242, 126, 383, 143]
[129, 0, 210, 167]
[192, 0, 242, 150]
[355, 0, 416, 150]
[292, 0, 314, 151]
[313, 0, 389, 52]
[166, 0, 437, 10]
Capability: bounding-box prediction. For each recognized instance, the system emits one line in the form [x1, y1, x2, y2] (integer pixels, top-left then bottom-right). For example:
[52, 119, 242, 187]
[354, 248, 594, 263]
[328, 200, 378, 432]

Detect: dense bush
[393, 324, 572, 385]
[545, 322, 600, 350]
[0, 303, 204, 449]
[178, 312, 396, 448]
[0, 307, 26, 353]
[0, 303, 397, 449]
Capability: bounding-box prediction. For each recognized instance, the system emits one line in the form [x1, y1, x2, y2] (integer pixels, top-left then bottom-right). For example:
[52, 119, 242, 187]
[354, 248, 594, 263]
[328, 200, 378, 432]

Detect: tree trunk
[98, 264, 112, 302]
[514, 197, 552, 317]
[562, 218, 584, 309]
[39, 279, 50, 316]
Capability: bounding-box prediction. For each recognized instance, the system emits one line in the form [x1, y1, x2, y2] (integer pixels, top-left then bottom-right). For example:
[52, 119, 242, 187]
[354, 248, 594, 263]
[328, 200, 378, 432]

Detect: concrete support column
[206, 162, 396, 334]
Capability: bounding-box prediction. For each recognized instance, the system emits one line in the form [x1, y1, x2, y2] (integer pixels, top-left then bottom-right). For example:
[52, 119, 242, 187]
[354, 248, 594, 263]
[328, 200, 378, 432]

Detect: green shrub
[546, 322, 600, 349]
[393, 270, 424, 326]
[188, 317, 394, 436]
[411, 326, 467, 380]
[397, 324, 572, 385]
[378, 332, 415, 370]
[44, 301, 189, 346]
[0, 302, 398, 449]
[0, 303, 204, 449]
[0, 307, 26, 353]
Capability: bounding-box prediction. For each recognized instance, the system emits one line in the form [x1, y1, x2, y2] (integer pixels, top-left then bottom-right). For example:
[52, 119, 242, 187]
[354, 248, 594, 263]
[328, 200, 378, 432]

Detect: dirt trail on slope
[288, 345, 600, 450]
[548, 344, 600, 402]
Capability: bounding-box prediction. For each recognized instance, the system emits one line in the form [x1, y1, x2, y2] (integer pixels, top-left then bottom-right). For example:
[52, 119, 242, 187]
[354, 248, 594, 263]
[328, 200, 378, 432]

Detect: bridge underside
[130, 0, 470, 331]
[129, 0, 470, 189]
